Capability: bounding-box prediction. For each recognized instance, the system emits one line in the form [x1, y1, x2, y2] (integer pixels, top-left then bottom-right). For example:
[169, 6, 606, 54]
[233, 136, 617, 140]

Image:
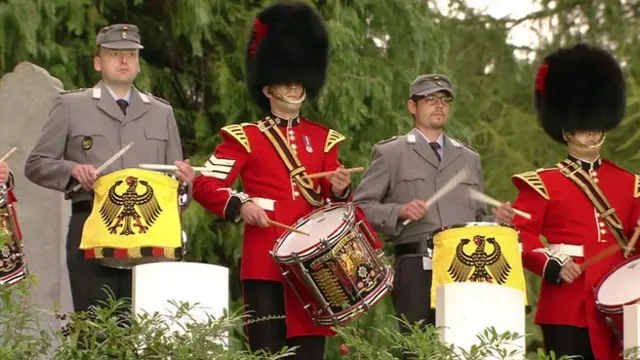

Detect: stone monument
[0, 62, 73, 330]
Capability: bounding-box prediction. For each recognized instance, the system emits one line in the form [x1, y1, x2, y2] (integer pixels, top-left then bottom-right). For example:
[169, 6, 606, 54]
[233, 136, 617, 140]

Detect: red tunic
[192, 116, 380, 338]
[511, 159, 640, 360]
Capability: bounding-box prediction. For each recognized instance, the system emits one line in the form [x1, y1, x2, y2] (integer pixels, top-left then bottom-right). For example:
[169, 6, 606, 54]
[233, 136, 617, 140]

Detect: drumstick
[139, 164, 209, 172]
[71, 142, 134, 192]
[580, 226, 640, 270]
[266, 219, 309, 236]
[468, 188, 532, 220]
[402, 167, 470, 226]
[0, 147, 17, 162]
[624, 225, 640, 258]
[301, 167, 365, 180]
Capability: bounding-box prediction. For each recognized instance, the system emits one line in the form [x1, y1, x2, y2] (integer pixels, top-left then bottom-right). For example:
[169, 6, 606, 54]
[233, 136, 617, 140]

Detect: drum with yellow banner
[429, 222, 527, 308]
[79, 168, 185, 269]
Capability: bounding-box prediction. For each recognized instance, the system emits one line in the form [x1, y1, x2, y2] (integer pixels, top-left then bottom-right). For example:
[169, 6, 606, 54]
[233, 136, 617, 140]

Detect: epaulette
[145, 92, 170, 105]
[634, 174, 640, 199]
[324, 129, 346, 153]
[512, 170, 550, 200]
[221, 124, 251, 153]
[375, 136, 398, 145]
[59, 88, 86, 94]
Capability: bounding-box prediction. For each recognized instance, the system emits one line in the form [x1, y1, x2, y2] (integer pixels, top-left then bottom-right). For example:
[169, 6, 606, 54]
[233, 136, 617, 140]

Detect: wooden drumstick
[301, 167, 365, 180]
[580, 226, 640, 270]
[624, 224, 640, 258]
[266, 219, 309, 236]
[71, 142, 134, 192]
[0, 147, 17, 162]
[468, 188, 532, 220]
[402, 167, 470, 226]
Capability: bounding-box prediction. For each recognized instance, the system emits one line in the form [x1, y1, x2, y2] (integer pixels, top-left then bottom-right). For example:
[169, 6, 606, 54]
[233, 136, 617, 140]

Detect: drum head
[275, 205, 349, 256]
[597, 257, 640, 307]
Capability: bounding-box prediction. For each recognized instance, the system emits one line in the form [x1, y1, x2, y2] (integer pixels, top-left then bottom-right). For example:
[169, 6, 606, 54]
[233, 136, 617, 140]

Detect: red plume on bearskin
[534, 43, 626, 144]
[245, 1, 329, 112]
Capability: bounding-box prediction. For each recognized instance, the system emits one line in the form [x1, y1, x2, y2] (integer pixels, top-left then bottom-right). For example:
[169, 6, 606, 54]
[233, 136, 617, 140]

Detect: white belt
[548, 243, 584, 257]
[251, 197, 275, 211]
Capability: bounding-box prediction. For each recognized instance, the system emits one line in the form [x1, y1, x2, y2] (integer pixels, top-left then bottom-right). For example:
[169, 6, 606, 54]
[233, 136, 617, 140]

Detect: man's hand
[399, 199, 428, 221]
[0, 161, 9, 185]
[493, 202, 516, 224]
[329, 166, 351, 195]
[174, 159, 195, 184]
[240, 201, 269, 227]
[559, 260, 582, 283]
[71, 164, 98, 191]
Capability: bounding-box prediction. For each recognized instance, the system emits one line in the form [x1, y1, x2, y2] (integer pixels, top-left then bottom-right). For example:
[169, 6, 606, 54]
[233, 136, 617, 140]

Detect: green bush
[1, 276, 638, 360]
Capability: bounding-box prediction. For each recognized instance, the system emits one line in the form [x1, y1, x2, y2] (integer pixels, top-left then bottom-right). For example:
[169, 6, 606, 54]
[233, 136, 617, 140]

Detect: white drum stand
[624, 304, 640, 359]
[436, 283, 526, 359]
[132, 262, 230, 347]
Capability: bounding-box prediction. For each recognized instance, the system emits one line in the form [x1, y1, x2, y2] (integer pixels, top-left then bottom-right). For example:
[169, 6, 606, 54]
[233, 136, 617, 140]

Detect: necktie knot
[116, 99, 128, 115]
[429, 142, 441, 162]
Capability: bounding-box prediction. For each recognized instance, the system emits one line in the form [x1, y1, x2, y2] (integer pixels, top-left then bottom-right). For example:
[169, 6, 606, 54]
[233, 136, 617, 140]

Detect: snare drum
[0, 186, 28, 287]
[594, 256, 640, 343]
[271, 202, 393, 326]
[79, 168, 186, 269]
[429, 222, 527, 308]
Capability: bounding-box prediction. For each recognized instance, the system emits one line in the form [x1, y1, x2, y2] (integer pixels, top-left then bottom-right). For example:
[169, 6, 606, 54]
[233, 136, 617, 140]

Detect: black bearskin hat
[534, 43, 626, 143]
[245, 1, 329, 112]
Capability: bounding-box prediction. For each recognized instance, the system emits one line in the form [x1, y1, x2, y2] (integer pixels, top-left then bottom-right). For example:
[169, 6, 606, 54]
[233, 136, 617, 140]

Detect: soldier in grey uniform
[353, 74, 515, 358]
[24, 24, 195, 314]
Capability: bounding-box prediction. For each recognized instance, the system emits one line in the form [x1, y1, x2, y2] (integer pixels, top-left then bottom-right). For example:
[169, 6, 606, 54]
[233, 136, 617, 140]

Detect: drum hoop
[429, 221, 520, 240]
[594, 254, 640, 307]
[273, 203, 356, 262]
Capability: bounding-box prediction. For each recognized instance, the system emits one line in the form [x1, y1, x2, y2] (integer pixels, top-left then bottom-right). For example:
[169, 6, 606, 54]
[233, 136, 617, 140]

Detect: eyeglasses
[424, 94, 453, 106]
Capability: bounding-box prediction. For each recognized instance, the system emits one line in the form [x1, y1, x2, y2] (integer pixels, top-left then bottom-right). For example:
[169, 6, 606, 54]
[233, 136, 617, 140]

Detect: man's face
[263, 83, 305, 113]
[565, 130, 604, 158]
[93, 47, 139, 85]
[408, 91, 453, 130]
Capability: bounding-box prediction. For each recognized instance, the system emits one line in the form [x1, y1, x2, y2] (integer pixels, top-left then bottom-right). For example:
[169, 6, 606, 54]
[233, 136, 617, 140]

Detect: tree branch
[506, 0, 583, 29]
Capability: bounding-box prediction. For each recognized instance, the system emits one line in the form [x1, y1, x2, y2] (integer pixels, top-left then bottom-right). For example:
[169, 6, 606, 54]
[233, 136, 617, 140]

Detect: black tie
[429, 142, 441, 162]
[116, 99, 128, 115]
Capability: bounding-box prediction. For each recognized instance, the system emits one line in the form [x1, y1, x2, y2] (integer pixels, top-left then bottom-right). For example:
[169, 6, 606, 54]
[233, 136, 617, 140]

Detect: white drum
[595, 256, 640, 344]
[132, 262, 229, 346]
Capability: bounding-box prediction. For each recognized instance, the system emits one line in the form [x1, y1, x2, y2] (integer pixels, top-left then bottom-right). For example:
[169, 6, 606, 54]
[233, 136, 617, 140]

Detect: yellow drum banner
[79, 168, 182, 260]
[430, 223, 527, 308]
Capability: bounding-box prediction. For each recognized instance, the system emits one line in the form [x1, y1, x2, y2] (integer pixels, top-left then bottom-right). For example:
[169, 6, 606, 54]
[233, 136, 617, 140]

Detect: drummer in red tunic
[191, 2, 366, 359]
[511, 44, 640, 360]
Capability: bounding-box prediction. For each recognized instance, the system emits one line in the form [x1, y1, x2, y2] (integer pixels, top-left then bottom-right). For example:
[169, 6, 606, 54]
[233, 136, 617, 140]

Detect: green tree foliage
[1, 0, 638, 358]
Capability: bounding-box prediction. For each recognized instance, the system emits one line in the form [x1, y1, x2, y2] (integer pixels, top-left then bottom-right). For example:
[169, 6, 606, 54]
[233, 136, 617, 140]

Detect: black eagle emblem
[99, 176, 162, 235]
[447, 235, 512, 284]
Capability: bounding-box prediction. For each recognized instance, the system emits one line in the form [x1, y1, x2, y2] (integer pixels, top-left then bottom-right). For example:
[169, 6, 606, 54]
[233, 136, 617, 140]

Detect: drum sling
[258, 116, 324, 208]
[557, 160, 628, 248]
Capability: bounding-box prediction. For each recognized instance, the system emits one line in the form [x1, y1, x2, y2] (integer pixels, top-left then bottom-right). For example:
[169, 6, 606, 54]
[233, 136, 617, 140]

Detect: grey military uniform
[354, 128, 490, 243]
[24, 81, 185, 202]
[353, 128, 494, 349]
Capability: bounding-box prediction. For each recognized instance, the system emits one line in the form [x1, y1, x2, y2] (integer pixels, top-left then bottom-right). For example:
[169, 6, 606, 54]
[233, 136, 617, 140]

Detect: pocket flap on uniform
[144, 126, 168, 141]
[397, 169, 427, 182]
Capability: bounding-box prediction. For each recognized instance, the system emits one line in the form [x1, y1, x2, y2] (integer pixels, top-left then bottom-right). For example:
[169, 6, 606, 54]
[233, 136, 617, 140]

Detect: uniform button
[594, 178, 599, 183]
[591, 171, 597, 177]
[600, 229, 606, 235]
[289, 135, 296, 141]
[294, 191, 300, 196]
[291, 144, 297, 150]
[288, 129, 294, 135]
[599, 222, 605, 227]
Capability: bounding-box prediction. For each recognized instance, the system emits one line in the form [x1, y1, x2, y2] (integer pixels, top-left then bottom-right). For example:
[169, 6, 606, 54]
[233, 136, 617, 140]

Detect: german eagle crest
[99, 176, 162, 235]
[447, 235, 511, 284]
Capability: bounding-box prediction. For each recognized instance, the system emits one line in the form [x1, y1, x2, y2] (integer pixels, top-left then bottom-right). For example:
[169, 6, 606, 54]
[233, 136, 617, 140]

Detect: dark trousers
[391, 255, 435, 360]
[242, 279, 326, 359]
[66, 210, 132, 314]
[541, 325, 595, 360]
